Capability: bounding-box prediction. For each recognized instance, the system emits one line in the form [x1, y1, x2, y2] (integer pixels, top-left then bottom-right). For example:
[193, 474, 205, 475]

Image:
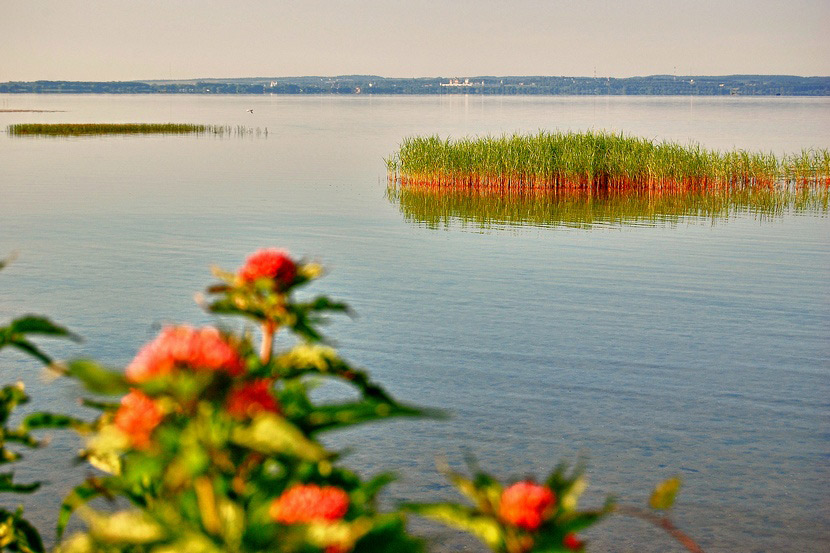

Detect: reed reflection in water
[387, 182, 829, 229]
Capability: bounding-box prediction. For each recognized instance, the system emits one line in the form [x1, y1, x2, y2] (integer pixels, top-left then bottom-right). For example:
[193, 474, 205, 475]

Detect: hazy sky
[2, 0, 828, 81]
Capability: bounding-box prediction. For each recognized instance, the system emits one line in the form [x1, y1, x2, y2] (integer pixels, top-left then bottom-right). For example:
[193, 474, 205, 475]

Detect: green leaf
[649, 477, 682, 510]
[544, 460, 590, 512]
[204, 298, 252, 319]
[558, 506, 613, 533]
[83, 508, 166, 544]
[285, 296, 352, 343]
[404, 503, 504, 550]
[360, 472, 397, 503]
[302, 296, 352, 316]
[0, 506, 45, 553]
[275, 346, 400, 403]
[304, 400, 427, 434]
[57, 480, 110, 539]
[147, 533, 225, 553]
[8, 316, 80, 341]
[0, 472, 40, 494]
[80, 398, 120, 411]
[2, 338, 53, 365]
[0, 383, 29, 418]
[0, 255, 13, 271]
[231, 413, 328, 461]
[65, 360, 129, 395]
[22, 412, 91, 432]
[3, 428, 40, 448]
[0, 315, 78, 365]
[352, 515, 424, 553]
[433, 458, 501, 514]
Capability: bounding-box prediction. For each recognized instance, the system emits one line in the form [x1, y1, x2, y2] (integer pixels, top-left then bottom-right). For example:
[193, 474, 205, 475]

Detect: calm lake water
[1, 94, 829, 552]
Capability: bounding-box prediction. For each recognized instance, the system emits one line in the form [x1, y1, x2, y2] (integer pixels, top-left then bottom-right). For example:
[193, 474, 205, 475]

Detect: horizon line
[4, 73, 830, 84]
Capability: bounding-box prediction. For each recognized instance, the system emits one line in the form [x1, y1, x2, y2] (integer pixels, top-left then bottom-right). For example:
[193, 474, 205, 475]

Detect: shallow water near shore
[1, 94, 829, 552]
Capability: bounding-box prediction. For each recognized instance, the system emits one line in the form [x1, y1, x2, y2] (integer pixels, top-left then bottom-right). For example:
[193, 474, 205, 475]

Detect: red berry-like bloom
[125, 325, 245, 382]
[114, 389, 164, 449]
[270, 484, 350, 525]
[563, 533, 584, 551]
[238, 248, 297, 288]
[226, 379, 280, 419]
[499, 481, 556, 531]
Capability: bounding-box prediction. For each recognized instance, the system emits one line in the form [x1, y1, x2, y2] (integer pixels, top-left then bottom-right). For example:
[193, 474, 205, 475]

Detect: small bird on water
[246, 109, 254, 113]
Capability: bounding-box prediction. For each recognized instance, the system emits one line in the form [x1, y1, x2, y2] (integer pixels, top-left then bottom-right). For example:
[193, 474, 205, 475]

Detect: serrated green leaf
[649, 477, 682, 510]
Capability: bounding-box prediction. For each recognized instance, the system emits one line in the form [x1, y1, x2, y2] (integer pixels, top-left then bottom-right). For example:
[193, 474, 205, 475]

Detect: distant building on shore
[441, 78, 474, 87]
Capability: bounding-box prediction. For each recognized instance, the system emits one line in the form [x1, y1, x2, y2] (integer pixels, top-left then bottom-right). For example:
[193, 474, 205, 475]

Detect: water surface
[1, 94, 829, 552]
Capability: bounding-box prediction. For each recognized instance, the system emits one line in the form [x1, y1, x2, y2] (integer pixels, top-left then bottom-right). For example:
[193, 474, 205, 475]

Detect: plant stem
[615, 505, 706, 553]
[260, 320, 277, 363]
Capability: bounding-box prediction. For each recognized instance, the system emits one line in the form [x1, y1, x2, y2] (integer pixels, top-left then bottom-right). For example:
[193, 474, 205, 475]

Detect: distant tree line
[2, 75, 828, 96]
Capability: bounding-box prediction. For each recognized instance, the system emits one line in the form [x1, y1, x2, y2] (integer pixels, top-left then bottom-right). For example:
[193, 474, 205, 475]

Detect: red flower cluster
[114, 389, 164, 449]
[238, 248, 297, 288]
[226, 379, 280, 419]
[563, 532, 584, 551]
[126, 325, 245, 382]
[270, 484, 350, 525]
[499, 481, 556, 531]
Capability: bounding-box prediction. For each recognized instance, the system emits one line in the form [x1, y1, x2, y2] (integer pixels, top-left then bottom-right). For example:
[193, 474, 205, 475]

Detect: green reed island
[386, 131, 830, 189]
[7, 123, 266, 137]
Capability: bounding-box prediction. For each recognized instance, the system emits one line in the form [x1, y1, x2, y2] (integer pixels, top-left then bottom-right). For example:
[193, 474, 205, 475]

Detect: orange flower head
[499, 481, 556, 531]
[563, 533, 584, 551]
[125, 325, 245, 382]
[114, 389, 164, 449]
[270, 484, 349, 525]
[226, 379, 280, 419]
[238, 248, 297, 288]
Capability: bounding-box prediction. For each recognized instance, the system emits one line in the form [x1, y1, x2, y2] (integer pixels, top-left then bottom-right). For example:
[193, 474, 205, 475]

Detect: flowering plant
[405, 460, 611, 553]
[50, 249, 426, 553]
[2, 250, 703, 553]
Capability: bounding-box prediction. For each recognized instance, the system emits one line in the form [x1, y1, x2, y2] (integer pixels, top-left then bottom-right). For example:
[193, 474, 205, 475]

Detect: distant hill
[2, 75, 828, 96]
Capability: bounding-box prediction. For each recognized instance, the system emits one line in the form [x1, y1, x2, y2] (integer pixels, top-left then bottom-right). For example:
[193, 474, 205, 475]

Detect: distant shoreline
[2, 75, 829, 96]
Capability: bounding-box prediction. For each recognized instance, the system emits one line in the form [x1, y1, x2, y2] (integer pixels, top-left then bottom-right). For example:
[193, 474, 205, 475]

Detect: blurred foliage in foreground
[2, 250, 702, 552]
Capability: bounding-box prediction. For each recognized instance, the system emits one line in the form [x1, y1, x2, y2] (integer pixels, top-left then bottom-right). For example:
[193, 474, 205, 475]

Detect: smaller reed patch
[7, 123, 267, 137]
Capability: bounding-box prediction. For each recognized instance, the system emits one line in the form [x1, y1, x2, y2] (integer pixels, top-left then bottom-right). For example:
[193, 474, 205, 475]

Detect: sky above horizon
[2, 0, 829, 81]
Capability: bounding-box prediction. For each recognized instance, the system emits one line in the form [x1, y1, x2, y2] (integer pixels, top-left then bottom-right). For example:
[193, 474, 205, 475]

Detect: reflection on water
[388, 183, 829, 229]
